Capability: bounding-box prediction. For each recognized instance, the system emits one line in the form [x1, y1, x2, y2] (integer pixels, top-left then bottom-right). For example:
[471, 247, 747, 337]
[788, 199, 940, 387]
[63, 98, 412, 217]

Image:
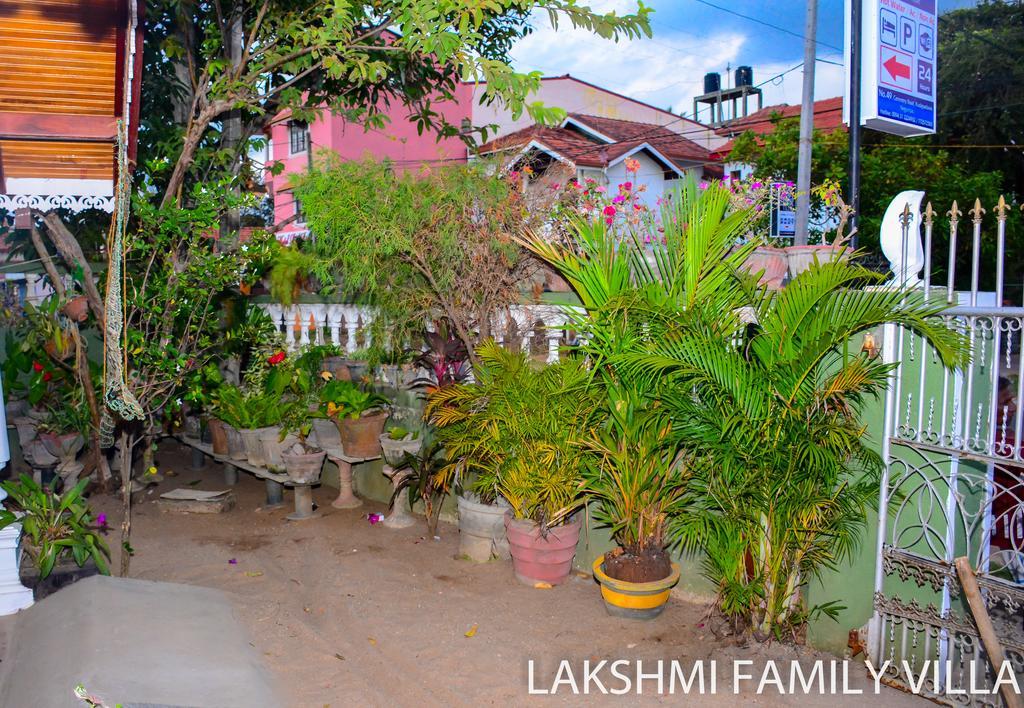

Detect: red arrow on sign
[883, 54, 911, 81]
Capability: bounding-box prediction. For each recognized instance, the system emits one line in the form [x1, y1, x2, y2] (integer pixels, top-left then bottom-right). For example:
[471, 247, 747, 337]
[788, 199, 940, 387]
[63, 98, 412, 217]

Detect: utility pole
[794, 0, 818, 246]
[848, 0, 863, 249]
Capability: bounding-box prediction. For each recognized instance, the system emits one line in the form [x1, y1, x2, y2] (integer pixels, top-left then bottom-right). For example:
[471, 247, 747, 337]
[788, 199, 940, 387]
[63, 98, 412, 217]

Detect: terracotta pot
[323, 356, 351, 382]
[785, 244, 845, 280]
[61, 295, 89, 322]
[259, 426, 298, 472]
[457, 496, 511, 562]
[208, 418, 229, 456]
[592, 556, 680, 620]
[504, 514, 582, 586]
[281, 448, 326, 484]
[223, 423, 247, 461]
[334, 411, 387, 458]
[239, 426, 274, 467]
[379, 433, 423, 466]
[743, 246, 788, 290]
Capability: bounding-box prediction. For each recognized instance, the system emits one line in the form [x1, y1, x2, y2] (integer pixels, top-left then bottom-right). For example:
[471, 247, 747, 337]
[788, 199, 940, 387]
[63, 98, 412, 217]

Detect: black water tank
[703, 72, 721, 94]
[735, 65, 754, 88]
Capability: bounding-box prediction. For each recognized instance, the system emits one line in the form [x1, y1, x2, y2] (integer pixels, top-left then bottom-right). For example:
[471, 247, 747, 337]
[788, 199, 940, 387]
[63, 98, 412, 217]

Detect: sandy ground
[75, 442, 925, 708]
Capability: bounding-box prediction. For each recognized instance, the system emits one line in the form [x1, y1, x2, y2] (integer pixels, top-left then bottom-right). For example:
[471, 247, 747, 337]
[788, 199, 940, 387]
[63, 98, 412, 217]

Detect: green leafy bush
[0, 476, 110, 579]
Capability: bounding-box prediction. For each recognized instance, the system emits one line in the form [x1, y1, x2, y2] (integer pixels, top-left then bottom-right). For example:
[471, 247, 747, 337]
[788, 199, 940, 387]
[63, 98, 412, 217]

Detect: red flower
[32, 362, 43, 372]
[267, 351, 286, 366]
[42, 372, 52, 382]
[603, 205, 617, 217]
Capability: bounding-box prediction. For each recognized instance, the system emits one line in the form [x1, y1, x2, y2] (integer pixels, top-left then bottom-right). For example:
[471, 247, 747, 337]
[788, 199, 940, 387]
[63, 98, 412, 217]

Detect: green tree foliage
[937, 0, 1024, 192]
[729, 118, 1018, 291]
[142, 0, 652, 205]
[291, 157, 556, 362]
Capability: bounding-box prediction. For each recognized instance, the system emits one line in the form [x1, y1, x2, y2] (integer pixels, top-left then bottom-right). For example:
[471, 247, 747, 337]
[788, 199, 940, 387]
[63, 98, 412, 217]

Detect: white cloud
[510, 5, 848, 122]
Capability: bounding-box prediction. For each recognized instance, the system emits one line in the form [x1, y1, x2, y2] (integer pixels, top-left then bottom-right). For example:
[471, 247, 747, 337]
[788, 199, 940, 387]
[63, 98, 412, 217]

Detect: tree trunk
[118, 432, 136, 577]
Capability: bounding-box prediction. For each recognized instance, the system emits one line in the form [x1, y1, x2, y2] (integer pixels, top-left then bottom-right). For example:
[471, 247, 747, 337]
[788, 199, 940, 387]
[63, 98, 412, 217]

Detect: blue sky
[508, 0, 975, 122]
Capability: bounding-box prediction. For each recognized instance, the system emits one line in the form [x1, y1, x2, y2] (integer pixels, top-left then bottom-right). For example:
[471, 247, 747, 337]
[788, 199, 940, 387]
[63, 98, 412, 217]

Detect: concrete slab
[0, 575, 281, 707]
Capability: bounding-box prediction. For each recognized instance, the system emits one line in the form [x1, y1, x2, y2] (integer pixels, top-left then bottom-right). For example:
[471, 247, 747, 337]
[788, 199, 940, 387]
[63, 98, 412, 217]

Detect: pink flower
[622, 181, 633, 191]
[699, 181, 708, 190]
[612, 194, 625, 204]
[595, 186, 607, 194]
[603, 205, 617, 217]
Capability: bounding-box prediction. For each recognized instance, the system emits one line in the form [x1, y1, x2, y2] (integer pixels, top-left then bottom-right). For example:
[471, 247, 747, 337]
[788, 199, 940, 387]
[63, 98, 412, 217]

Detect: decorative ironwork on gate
[870, 195, 1024, 704]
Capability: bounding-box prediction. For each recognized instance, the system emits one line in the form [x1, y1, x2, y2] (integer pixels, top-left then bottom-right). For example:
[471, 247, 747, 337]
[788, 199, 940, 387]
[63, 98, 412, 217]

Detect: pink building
[266, 83, 474, 243]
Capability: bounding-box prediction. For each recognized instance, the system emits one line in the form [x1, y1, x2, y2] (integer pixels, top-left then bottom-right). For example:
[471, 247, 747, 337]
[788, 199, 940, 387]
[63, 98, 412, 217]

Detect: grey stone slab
[0, 575, 281, 707]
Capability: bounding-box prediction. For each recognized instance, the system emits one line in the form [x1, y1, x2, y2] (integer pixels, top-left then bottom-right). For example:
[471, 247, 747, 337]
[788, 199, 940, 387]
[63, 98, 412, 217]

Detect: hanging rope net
[101, 118, 144, 445]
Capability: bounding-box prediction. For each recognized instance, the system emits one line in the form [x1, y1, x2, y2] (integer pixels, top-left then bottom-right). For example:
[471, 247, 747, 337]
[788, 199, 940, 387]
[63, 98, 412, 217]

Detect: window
[294, 197, 305, 225]
[289, 121, 309, 154]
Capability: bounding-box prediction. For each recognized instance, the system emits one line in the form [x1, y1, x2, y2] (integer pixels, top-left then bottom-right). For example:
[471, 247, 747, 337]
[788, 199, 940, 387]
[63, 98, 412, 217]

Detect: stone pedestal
[382, 465, 415, 529]
[264, 479, 284, 508]
[286, 485, 316, 521]
[329, 457, 362, 509]
[0, 489, 33, 615]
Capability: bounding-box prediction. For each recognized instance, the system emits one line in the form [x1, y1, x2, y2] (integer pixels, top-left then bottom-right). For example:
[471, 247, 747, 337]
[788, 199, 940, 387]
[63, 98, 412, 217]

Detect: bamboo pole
[953, 556, 1023, 708]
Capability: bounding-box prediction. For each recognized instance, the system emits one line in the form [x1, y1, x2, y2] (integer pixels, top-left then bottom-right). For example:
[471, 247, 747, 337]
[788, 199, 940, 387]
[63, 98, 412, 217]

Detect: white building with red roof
[477, 112, 721, 207]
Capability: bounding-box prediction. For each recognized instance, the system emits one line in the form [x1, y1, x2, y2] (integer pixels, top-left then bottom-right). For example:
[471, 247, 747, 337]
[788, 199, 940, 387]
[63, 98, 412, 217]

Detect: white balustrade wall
[258, 302, 584, 363]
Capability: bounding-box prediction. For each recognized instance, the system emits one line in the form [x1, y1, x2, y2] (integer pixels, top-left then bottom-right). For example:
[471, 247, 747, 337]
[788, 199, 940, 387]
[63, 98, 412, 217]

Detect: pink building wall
[267, 83, 473, 241]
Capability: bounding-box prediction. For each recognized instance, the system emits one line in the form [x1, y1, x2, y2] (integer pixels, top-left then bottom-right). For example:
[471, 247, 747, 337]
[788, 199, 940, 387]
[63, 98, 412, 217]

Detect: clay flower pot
[592, 557, 680, 620]
[61, 295, 89, 322]
[743, 246, 788, 290]
[785, 244, 846, 280]
[239, 427, 273, 467]
[259, 426, 298, 472]
[208, 418, 229, 456]
[281, 447, 326, 484]
[457, 496, 511, 562]
[379, 433, 422, 466]
[223, 423, 247, 461]
[504, 514, 582, 586]
[334, 411, 387, 458]
[310, 418, 341, 450]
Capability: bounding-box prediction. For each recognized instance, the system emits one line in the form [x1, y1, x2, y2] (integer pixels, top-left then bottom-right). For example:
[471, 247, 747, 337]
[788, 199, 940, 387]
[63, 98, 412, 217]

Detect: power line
[692, 0, 843, 52]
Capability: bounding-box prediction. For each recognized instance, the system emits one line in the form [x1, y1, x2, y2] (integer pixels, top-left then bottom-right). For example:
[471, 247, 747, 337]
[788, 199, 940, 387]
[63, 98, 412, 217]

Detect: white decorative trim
[607, 143, 687, 177]
[4, 178, 113, 197]
[0, 194, 115, 214]
[560, 116, 616, 144]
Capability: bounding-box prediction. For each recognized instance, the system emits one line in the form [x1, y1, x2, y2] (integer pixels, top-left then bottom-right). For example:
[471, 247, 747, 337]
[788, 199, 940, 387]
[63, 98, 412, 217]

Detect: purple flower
[96, 514, 108, 529]
[228, 558, 238, 565]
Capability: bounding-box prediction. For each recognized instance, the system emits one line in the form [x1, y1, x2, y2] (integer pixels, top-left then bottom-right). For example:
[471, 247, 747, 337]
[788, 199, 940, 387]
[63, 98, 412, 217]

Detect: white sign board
[845, 0, 937, 136]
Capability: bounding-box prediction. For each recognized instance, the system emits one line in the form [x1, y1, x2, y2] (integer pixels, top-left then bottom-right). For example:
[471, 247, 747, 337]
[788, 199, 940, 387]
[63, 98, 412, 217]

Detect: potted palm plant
[429, 342, 600, 583]
[521, 176, 968, 638]
[581, 388, 686, 618]
[320, 380, 389, 457]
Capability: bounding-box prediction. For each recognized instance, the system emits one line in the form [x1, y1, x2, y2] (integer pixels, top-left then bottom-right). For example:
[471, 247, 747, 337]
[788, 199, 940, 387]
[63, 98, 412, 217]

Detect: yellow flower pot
[592, 556, 680, 620]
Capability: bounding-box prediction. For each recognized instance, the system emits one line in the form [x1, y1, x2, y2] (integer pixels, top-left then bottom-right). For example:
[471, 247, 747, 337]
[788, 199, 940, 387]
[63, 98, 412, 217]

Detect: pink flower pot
[743, 246, 788, 290]
[504, 514, 582, 586]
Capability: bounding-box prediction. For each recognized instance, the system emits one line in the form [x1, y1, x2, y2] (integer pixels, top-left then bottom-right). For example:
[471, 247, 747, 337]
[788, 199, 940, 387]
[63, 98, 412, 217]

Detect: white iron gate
[870, 198, 1023, 704]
